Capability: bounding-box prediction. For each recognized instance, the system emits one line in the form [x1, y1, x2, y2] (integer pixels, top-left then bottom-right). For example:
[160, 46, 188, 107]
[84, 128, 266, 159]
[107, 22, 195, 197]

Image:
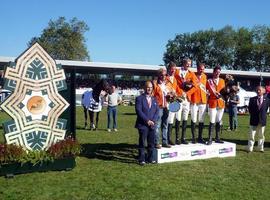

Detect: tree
[233, 27, 253, 71]
[28, 17, 90, 61]
[163, 25, 270, 72]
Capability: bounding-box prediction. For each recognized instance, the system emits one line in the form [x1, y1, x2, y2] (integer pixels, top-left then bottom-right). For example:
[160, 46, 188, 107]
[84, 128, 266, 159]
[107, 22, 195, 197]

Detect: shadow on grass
[80, 143, 138, 164]
[122, 112, 136, 115]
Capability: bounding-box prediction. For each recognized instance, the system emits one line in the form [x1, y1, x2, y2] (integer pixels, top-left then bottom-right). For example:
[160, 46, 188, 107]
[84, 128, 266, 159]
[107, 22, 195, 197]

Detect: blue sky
[0, 0, 270, 65]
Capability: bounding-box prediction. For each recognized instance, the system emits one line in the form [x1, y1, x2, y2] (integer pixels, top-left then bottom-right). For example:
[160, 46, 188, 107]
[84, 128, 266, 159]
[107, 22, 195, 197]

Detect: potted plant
[0, 137, 81, 177]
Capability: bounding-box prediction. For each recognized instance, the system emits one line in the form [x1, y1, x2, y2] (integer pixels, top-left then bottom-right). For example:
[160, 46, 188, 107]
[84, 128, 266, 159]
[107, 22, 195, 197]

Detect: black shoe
[181, 140, 189, 145]
[215, 139, 224, 144]
[175, 140, 181, 145]
[191, 139, 196, 144]
[207, 140, 212, 145]
[197, 138, 206, 144]
[162, 144, 172, 148]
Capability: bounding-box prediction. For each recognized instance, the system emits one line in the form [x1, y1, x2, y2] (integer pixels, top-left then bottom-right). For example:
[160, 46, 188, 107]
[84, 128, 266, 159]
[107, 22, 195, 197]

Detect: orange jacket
[167, 75, 184, 97]
[175, 68, 198, 101]
[190, 73, 207, 104]
[206, 78, 225, 109]
[153, 78, 174, 108]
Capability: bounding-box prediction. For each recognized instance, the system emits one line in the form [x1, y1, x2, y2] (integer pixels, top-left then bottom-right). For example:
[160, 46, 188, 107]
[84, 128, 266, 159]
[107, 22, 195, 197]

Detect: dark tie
[258, 97, 263, 109]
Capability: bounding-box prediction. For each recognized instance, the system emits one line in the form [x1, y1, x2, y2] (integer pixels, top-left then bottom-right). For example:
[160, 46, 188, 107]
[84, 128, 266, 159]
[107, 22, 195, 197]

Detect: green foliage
[164, 25, 270, 72]
[47, 137, 81, 159]
[28, 16, 90, 61]
[19, 150, 53, 166]
[0, 144, 26, 164]
[0, 138, 81, 166]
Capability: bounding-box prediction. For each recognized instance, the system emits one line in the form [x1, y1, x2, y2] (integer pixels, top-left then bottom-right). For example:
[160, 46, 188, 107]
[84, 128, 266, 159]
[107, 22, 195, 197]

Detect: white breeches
[190, 103, 207, 123]
[168, 101, 190, 124]
[208, 107, 224, 123]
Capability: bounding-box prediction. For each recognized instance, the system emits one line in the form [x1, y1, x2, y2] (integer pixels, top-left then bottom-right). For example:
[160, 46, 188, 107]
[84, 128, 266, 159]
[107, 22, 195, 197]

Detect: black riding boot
[191, 121, 196, 144]
[215, 122, 224, 143]
[167, 123, 175, 145]
[207, 123, 215, 145]
[181, 120, 188, 144]
[198, 123, 205, 144]
[175, 120, 181, 145]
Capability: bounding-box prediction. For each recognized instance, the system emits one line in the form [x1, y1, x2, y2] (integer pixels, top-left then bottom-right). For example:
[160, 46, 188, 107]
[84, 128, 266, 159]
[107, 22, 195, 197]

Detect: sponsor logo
[219, 147, 233, 154]
[191, 149, 206, 156]
[161, 152, 178, 159]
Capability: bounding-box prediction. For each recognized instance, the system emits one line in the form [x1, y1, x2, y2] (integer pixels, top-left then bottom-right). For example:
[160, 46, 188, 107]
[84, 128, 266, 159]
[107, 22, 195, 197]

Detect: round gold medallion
[27, 96, 46, 115]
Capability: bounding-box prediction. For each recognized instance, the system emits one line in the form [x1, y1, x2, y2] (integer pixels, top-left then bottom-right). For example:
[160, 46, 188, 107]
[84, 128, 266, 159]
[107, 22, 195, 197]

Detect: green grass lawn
[0, 106, 270, 200]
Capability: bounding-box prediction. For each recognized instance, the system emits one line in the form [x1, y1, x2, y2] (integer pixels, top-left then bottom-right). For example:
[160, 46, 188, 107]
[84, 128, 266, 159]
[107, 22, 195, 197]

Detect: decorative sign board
[0, 43, 69, 150]
[154, 142, 236, 163]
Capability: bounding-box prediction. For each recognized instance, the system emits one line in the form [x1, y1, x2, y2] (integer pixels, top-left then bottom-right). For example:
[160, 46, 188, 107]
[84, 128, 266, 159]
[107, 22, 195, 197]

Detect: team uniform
[206, 77, 225, 144]
[174, 67, 197, 144]
[167, 74, 183, 144]
[190, 73, 207, 143]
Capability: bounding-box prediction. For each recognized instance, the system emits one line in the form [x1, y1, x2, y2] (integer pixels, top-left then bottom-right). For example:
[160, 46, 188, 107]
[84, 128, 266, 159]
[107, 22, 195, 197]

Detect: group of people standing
[135, 58, 270, 165]
[82, 83, 122, 132]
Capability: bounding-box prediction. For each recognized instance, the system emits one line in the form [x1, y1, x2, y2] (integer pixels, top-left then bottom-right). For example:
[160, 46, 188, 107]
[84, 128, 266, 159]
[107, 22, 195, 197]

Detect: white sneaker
[113, 129, 118, 132]
[107, 129, 111, 132]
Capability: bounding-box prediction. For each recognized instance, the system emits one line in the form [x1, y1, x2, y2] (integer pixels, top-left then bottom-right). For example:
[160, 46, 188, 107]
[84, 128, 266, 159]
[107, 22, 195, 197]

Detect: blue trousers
[229, 106, 238, 130]
[107, 106, 117, 129]
[138, 128, 155, 163]
[155, 108, 169, 145]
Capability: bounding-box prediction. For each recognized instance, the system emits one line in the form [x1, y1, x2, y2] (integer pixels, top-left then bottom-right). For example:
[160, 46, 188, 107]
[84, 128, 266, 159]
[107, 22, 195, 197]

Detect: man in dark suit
[135, 81, 159, 165]
[247, 85, 270, 152]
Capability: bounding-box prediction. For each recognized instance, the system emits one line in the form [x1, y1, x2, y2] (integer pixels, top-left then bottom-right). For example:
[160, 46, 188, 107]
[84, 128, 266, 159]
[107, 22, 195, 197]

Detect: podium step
[154, 141, 236, 163]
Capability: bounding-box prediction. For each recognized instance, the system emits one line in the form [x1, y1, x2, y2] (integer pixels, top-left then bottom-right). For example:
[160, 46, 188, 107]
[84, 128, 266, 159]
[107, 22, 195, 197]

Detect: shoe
[155, 144, 162, 149]
[197, 139, 206, 144]
[169, 140, 175, 145]
[162, 144, 171, 148]
[207, 140, 212, 145]
[150, 160, 156, 164]
[191, 139, 196, 144]
[175, 140, 181, 145]
[107, 129, 111, 132]
[139, 161, 146, 166]
[259, 150, 264, 153]
[181, 140, 189, 145]
[113, 129, 118, 132]
[215, 139, 224, 144]
[246, 150, 252, 153]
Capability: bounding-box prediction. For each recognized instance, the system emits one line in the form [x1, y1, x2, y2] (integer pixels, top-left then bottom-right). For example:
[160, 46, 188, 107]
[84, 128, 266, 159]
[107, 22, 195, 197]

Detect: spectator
[107, 85, 122, 132]
[227, 86, 240, 131]
[81, 90, 92, 129]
